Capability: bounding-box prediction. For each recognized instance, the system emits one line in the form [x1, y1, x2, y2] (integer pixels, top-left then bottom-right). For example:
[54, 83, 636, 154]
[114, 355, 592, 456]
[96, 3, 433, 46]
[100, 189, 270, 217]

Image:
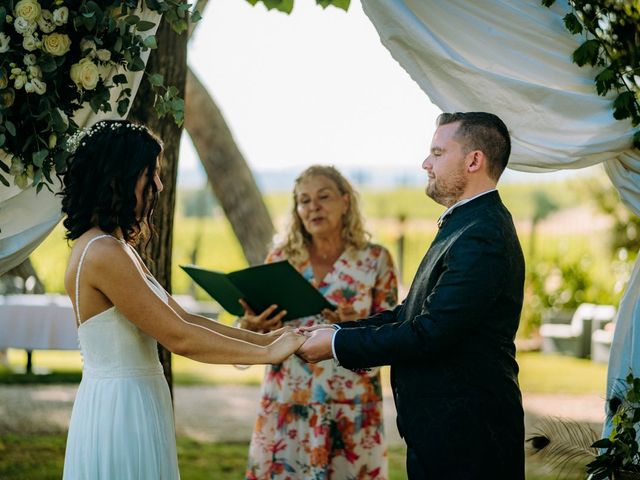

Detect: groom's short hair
[437, 112, 511, 180]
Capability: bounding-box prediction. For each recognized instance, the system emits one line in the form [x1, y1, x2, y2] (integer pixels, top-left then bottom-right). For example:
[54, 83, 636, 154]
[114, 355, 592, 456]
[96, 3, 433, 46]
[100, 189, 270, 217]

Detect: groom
[297, 112, 525, 479]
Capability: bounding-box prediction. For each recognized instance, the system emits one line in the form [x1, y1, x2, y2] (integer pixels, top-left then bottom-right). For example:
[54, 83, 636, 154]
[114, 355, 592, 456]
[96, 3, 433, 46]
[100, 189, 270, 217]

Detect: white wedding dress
[63, 235, 180, 479]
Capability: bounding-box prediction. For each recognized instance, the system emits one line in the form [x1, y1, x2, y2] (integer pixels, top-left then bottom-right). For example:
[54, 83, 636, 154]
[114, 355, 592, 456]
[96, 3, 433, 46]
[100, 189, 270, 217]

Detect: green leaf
[112, 73, 128, 85]
[592, 438, 613, 449]
[117, 98, 130, 117]
[114, 36, 123, 52]
[541, 0, 555, 6]
[130, 56, 146, 72]
[136, 20, 157, 32]
[0, 133, 5, 148]
[39, 55, 57, 73]
[149, 73, 164, 87]
[32, 149, 49, 168]
[595, 67, 616, 96]
[0, 173, 9, 187]
[563, 13, 583, 35]
[125, 15, 140, 25]
[573, 39, 601, 67]
[191, 10, 202, 23]
[634, 131, 640, 149]
[5, 121, 16, 137]
[143, 35, 158, 49]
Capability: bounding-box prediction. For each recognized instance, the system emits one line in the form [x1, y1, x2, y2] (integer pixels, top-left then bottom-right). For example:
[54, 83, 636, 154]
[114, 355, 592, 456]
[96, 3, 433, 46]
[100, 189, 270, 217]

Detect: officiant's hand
[238, 299, 287, 333]
[322, 305, 358, 324]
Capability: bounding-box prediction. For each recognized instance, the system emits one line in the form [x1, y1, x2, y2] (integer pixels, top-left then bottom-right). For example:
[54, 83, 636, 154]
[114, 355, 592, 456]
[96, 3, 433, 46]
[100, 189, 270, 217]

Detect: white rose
[14, 0, 41, 23]
[22, 35, 38, 52]
[37, 9, 55, 33]
[13, 72, 28, 90]
[31, 78, 46, 95]
[97, 63, 112, 81]
[10, 158, 24, 177]
[42, 33, 70, 56]
[14, 16, 37, 35]
[79, 38, 97, 57]
[24, 80, 35, 93]
[52, 6, 68, 26]
[28, 65, 42, 79]
[96, 49, 111, 62]
[70, 58, 99, 90]
[0, 33, 10, 53]
[23, 53, 37, 66]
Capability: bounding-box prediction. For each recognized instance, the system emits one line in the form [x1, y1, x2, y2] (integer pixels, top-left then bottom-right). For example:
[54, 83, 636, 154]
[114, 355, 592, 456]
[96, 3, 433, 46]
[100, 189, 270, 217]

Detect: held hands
[295, 328, 335, 363]
[266, 330, 307, 364]
[238, 299, 287, 333]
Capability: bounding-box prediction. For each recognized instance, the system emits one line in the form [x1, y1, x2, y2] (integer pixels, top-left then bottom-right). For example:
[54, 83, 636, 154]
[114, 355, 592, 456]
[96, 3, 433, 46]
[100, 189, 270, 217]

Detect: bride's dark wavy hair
[60, 120, 163, 243]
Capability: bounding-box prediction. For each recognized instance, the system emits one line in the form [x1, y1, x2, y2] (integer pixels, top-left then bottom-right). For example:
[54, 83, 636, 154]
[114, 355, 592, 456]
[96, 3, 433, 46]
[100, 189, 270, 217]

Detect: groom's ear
[466, 150, 485, 174]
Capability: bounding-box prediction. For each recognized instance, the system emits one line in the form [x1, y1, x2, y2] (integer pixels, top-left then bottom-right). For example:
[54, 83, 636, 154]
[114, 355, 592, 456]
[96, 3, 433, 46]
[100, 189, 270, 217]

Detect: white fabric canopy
[0, 9, 161, 274]
[360, 0, 640, 434]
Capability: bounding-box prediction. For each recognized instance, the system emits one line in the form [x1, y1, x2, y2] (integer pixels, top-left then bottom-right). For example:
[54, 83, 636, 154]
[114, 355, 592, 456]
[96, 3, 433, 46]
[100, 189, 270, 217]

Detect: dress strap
[74, 234, 119, 326]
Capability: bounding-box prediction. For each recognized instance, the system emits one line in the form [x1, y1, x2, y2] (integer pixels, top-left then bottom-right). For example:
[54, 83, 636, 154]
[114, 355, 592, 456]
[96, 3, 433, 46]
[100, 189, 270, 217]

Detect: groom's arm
[338, 303, 404, 329]
[334, 228, 509, 369]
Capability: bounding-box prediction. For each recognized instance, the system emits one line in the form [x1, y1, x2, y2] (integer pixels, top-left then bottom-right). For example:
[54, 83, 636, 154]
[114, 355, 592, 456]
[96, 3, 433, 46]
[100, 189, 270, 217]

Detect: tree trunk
[128, 17, 188, 397]
[185, 68, 275, 265]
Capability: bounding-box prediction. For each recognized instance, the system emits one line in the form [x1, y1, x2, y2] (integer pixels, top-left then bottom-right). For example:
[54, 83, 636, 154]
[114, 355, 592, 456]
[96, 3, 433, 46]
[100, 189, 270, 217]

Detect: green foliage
[0, 0, 199, 190]
[542, 1, 640, 147]
[246, 0, 350, 14]
[587, 373, 640, 479]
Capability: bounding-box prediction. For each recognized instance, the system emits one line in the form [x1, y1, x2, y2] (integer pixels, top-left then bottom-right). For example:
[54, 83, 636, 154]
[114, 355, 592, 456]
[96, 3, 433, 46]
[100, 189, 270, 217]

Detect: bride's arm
[165, 296, 289, 347]
[84, 241, 305, 364]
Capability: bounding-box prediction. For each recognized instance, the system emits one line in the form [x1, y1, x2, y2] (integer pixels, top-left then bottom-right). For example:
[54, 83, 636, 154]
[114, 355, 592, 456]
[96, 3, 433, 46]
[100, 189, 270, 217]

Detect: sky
[178, 0, 592, 188]
[179, 0, 439, 183]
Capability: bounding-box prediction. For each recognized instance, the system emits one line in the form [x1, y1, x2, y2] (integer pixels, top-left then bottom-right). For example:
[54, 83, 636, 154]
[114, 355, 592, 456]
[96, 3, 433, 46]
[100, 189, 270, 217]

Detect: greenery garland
[0, 0, 199, 191]
[247, 0, 350, 14]
[543, 0, 640, 148]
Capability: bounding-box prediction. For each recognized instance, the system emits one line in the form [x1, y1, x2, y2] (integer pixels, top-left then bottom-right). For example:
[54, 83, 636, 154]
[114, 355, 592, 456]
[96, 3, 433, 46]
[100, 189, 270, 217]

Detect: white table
[0, 294, 78, 372]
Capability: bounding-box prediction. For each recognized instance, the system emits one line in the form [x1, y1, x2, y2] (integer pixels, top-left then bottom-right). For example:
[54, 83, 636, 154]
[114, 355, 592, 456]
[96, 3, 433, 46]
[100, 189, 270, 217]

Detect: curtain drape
[360, 0, 640, 435]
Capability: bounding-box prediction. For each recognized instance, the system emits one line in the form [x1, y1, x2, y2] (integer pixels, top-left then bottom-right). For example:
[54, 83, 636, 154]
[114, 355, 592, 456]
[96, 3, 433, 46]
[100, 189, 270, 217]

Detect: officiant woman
[238, 165, 398, 480]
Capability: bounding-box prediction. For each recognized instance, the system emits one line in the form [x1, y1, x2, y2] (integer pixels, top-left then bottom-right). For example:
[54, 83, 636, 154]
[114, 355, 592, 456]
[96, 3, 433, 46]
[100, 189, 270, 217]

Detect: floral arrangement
[543, 0, 640, 148]
[0, 0, 199, 190]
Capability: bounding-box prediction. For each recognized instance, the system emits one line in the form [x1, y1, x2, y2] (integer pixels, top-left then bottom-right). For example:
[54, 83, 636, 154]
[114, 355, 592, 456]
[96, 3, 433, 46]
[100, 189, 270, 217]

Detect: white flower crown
[65, 121, 149, 153]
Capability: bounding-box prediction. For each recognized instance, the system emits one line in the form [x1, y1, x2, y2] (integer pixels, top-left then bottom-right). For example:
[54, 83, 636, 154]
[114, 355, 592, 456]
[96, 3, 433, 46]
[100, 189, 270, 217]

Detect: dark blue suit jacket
[334, 191, 525, 479]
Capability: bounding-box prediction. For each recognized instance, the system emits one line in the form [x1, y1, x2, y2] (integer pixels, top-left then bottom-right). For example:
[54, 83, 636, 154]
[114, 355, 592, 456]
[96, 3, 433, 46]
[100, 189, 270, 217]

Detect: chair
[540, 303, 616, 359]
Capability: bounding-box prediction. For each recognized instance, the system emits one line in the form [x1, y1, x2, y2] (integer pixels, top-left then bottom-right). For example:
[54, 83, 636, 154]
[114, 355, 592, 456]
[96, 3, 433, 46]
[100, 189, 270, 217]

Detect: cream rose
[15, 0, 41, 23]
[14, 16, 36, 35]
[0, 33, 10, 53]
[70, 58, 99, 90]
[96, 49, 111, 62]
[42, 32, 70, 56]
[52, 6, 68, 26]
[37, 9, 55, 33]
[22, 34, 38, 52]
[79, 38, 96, 57]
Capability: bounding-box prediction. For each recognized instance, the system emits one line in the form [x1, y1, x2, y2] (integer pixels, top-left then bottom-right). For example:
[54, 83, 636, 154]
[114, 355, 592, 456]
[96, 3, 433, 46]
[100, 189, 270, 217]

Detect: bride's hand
[267, 331, 307, 364]
[264, 325, 294, 341]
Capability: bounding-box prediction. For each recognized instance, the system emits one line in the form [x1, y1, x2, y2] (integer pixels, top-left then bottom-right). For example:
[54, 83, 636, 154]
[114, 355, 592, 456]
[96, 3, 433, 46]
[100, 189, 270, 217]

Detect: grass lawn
[0, 433, 584, 480]
[3, 349, 609, 395]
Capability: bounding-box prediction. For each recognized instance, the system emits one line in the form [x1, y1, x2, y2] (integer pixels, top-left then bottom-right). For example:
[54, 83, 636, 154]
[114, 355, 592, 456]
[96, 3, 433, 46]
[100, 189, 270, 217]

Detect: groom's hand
[296, 328, 334, 363]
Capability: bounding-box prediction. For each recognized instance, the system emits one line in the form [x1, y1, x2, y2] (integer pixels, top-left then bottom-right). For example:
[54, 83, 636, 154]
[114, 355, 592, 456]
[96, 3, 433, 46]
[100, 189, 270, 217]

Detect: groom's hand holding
[295, 327, 335, 363]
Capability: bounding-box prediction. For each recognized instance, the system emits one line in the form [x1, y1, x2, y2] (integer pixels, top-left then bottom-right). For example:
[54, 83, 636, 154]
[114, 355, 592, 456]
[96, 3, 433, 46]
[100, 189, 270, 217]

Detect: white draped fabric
[360, 0, 640, 434]
[0, 9, 161, 274]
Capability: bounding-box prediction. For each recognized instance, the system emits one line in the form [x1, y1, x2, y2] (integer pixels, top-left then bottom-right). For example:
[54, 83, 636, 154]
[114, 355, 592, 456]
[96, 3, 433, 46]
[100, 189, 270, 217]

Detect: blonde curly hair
[279, 165, 370, 267]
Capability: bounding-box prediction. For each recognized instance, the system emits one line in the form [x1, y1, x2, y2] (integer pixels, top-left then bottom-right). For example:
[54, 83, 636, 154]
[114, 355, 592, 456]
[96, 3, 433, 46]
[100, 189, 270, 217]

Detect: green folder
[180, 261, 335, 321]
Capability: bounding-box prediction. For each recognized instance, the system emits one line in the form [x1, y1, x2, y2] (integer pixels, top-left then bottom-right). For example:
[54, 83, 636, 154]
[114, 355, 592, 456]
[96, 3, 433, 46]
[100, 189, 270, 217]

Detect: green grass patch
[517, 351, 607, 394]
[0, 433, 585, 479]
[3, 350, 608, 396]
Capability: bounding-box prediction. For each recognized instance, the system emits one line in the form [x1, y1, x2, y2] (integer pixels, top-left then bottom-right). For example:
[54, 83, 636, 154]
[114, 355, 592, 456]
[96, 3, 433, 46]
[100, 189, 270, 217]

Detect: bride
[60, 120, 306, 479]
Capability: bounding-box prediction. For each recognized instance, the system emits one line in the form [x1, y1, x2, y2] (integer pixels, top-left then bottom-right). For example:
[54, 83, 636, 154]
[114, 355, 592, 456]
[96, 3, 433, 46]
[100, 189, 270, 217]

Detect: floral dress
[245, 243, 398, 480]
